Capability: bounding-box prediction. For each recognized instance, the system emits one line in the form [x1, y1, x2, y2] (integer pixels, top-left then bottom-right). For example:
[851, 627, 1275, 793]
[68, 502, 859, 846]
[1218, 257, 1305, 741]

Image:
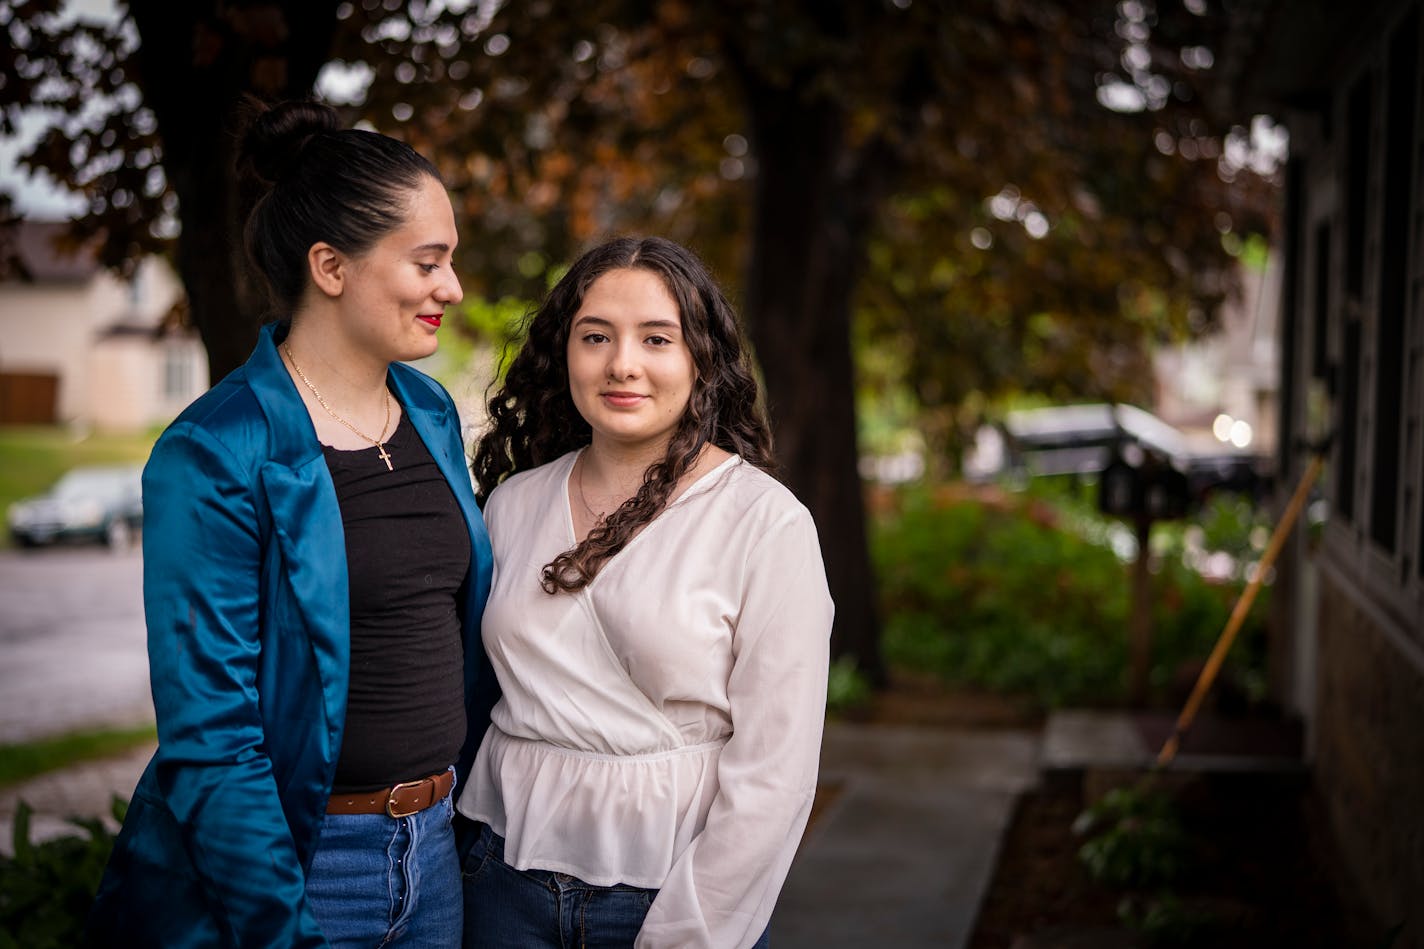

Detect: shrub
[0, 798, 123, 948]
[1073, 785, 1192, 889]
[871, 481, 1269, 709]
[826, 655, 874, 716]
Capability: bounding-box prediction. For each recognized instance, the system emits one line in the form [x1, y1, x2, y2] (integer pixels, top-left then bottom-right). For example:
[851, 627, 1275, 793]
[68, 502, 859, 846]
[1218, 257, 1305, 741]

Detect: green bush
[871, 480, 1269, 708]
[826, 655, 874, 716]
[1073, 785, 1192, 889]
[0, 798, 124, 948]
[1075, 786, 1226, 945]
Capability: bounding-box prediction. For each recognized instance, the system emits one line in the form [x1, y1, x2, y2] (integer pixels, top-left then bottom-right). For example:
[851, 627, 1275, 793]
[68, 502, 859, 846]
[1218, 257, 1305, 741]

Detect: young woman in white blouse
[457, 236, 833, 948]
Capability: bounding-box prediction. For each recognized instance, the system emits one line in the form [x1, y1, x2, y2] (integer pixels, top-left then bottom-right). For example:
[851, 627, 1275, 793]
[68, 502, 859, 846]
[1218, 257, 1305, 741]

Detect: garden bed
[968, 768, 1383, 948]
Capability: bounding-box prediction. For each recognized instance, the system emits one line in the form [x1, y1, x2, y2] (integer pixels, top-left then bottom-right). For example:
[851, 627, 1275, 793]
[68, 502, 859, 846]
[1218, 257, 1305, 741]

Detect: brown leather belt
[326, 769, 455, 818]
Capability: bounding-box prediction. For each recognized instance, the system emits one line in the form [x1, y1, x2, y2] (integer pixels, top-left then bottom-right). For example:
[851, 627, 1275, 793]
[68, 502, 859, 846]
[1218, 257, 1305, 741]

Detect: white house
[0, 220, 207, 430]
[1154, 255, 1282, 458]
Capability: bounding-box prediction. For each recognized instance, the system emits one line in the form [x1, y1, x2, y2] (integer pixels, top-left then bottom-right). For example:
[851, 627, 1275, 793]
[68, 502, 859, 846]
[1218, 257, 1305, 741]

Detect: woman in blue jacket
[88, 99, 498, 947]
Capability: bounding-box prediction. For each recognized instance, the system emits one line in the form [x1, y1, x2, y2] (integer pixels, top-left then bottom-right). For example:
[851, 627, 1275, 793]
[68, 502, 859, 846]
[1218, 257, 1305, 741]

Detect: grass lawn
[0, 427, 158, 546]
[0, 724, 157, 790]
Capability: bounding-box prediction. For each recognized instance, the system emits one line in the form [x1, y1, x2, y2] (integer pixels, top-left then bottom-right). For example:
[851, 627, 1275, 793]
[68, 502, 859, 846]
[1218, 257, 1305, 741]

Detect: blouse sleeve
[636, 502, 834, 949]
[141, 422, 328, 946]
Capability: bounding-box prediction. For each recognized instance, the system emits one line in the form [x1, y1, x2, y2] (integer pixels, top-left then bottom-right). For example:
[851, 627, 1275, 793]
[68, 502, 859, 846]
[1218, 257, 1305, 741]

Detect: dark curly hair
[473, 236, 774, 593]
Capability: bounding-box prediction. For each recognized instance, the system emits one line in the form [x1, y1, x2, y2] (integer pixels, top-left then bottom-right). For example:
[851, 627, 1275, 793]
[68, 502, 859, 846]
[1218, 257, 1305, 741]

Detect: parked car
[963, 403, 1270, 503]
[7, 464, 144, 549]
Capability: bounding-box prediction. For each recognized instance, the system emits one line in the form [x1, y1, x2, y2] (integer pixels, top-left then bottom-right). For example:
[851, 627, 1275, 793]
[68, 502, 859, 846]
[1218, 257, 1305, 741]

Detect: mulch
[968, 770, 1379, 948]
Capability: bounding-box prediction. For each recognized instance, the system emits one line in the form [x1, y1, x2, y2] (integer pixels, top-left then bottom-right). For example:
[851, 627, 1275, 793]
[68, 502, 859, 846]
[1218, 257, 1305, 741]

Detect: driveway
[0, 546, 153, 744]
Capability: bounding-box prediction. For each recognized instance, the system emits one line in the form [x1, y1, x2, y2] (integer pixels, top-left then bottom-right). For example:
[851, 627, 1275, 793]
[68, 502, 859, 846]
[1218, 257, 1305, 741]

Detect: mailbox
[1098, 449, 1191, 521]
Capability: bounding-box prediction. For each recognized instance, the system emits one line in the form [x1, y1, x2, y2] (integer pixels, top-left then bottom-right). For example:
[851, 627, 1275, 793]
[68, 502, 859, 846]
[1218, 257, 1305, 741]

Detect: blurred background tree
[0, 0, 343, 374]
[0, 0, 1279, 682]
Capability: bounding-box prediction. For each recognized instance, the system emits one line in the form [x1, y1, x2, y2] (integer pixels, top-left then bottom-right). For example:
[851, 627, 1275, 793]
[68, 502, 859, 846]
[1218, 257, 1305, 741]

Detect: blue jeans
[305, 787, 461, 948]
[462, 822, 770, 948]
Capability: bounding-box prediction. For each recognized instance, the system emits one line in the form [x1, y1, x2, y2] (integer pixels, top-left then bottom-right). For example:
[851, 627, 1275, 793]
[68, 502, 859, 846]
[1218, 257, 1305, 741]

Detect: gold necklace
[283, 343, 395, 470]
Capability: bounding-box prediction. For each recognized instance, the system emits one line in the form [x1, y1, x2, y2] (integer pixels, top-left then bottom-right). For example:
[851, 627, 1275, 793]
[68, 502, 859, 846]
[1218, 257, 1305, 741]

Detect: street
[0, 546, 153, 744]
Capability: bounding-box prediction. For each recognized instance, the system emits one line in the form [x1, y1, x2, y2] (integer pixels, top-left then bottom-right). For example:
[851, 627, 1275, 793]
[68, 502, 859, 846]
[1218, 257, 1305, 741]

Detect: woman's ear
[307, 242, 345, 298]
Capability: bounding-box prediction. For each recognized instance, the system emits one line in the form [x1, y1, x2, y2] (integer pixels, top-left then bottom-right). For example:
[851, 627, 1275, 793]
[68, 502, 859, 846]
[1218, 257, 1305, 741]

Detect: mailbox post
[1099, 446, 1191, 705]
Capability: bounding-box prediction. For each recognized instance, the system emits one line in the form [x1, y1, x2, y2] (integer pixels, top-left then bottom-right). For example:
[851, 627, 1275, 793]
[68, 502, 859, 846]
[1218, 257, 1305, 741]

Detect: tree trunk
[126, 1, 342, 383]
[738, 90, 885, 684]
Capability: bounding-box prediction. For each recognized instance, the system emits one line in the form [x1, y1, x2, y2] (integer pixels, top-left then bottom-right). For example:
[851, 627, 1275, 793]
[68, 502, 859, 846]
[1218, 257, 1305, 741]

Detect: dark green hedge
[871, 482, 1269, 709]
[1, 798, 123, 948]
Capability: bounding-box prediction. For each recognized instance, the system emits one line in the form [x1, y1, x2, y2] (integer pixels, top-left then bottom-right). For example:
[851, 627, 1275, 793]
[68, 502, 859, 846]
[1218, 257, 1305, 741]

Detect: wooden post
[1128, 514, 1154, 706]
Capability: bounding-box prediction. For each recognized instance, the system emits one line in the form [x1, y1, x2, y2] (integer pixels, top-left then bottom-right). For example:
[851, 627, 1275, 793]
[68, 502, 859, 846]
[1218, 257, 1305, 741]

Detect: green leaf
[10, 801, 32, 864]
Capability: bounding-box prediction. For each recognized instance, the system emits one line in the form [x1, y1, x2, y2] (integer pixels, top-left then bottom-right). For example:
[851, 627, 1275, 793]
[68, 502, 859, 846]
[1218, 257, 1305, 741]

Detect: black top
[322, 408, 470, 792]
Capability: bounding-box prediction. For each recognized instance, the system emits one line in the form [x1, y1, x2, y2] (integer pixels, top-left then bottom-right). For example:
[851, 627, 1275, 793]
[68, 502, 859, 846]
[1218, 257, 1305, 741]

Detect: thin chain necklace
[575, 453, 605, 524]
[283, 343, 395, 470]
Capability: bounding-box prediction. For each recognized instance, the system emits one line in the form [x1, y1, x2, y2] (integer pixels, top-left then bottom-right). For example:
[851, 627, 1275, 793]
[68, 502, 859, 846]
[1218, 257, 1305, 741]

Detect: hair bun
[237, 99, 341, 184]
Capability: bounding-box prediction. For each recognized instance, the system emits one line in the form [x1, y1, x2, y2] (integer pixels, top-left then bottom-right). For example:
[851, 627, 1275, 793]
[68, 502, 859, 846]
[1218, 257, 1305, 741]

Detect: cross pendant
[377, 444, 393, 471]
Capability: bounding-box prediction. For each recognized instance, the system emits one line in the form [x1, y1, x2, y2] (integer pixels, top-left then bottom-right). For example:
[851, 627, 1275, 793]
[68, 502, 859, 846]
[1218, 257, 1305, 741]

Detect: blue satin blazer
[88, 323, 498, 947]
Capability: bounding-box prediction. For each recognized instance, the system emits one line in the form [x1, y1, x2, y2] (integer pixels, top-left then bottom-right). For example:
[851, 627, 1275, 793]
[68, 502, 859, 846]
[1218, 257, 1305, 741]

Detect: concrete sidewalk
[2, 721, 1043, 947]
[774, 722, 1041, 948]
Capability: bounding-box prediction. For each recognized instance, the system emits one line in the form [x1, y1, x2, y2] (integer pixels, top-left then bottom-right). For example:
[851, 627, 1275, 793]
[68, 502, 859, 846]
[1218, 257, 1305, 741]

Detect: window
[1345, 77, 1372, 301]
[163, 345, 192, 401]
[1312, 222, 1331, 381]
[1339, 320, 1362, 521]
[1369, 9, 1418, 553]
[1338, 73, 1373, 524]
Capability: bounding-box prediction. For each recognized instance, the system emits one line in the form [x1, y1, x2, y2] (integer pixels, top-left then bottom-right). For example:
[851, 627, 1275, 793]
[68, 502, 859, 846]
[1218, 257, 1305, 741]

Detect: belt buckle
[385, 778, 428, 818]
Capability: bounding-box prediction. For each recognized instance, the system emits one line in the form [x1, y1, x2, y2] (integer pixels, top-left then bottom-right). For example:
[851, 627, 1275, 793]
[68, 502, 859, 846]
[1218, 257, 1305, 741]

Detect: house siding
[1260, 0, 1424, 939]
[0, 242, 204, 430]
[1314, 566, 1424, 943]
[0, 277, 113, 423]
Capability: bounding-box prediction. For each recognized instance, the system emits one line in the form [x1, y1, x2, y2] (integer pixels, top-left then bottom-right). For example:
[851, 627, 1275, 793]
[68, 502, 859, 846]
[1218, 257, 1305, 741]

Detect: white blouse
[456, 450, 833, 949]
